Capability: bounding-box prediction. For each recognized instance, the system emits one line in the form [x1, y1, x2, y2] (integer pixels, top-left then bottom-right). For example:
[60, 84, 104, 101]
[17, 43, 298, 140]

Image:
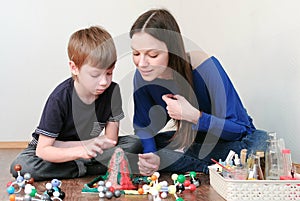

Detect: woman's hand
[138, 153, 160, 176]
[162, 94, 201, 124]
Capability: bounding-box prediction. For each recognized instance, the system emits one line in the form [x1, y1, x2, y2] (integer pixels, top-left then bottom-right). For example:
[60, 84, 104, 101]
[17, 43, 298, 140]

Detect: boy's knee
[10, 157, 37, 179]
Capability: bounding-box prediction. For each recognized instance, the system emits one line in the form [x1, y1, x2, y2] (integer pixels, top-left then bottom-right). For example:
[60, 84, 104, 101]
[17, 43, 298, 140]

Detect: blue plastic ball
[6, 186, 15, 194]
[16, 175, 24, 183]
[51, 179, 60, 187]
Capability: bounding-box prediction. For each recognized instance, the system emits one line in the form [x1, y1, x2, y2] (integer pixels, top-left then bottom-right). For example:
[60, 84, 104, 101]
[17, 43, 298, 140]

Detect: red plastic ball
[183, 180, 191, 187]
[27, 178, 35, 184]
[189, 184, 196, 191]
[109, 186, 115, 193]
[6, 181, 13, 187]
[14, 164, 22, 172]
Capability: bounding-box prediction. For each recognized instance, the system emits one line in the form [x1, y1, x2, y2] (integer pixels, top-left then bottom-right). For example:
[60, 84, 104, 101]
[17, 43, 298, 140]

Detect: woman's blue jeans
[155, 129, 269, 174]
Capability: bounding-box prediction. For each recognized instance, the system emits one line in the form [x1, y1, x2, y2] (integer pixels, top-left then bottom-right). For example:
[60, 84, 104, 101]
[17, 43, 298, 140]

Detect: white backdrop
[1, 0, 299, 162]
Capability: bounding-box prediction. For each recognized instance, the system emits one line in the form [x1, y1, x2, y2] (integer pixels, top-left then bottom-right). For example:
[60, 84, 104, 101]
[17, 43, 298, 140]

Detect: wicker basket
[208, 166, 300, 201]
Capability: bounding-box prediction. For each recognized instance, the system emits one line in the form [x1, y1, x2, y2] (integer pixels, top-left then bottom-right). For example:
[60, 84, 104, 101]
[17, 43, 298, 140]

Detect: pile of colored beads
[7, 164, 34, 195]
[97, 181, 122, 199]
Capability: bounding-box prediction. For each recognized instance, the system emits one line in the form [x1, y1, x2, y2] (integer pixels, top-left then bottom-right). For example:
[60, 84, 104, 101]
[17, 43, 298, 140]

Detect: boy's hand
[138, 153, 160, 176]
[81, 136, 116, 158]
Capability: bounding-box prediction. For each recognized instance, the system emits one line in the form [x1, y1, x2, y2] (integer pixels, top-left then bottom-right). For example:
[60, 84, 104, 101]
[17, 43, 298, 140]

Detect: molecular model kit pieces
[6, 164, 65, 201]
[136, 171, 200, 201]
[6, 164, 35, 195]
[96, 180, 122, 199]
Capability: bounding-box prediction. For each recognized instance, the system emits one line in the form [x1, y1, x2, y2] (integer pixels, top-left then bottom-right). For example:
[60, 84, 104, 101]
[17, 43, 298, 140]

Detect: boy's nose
[99, 76, 107, 86]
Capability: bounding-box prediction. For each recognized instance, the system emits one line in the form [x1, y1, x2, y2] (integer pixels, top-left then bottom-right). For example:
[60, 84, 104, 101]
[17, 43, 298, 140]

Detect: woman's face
[131, 32, 172, 81]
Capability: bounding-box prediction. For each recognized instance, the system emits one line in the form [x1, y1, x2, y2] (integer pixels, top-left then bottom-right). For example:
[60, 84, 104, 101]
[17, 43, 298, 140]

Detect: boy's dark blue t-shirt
[30, 78, 124, 145]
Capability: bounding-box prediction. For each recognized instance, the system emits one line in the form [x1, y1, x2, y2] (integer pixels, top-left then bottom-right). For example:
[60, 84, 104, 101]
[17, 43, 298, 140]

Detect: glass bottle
[256, 151, 265, 179]
[248, 155, 264, 180]
[280, 149, 293, 179]
[265, 132, 283, 180]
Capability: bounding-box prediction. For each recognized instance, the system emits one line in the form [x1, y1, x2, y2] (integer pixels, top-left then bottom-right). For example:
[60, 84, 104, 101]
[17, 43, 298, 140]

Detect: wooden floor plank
[0, 141, 28, 148]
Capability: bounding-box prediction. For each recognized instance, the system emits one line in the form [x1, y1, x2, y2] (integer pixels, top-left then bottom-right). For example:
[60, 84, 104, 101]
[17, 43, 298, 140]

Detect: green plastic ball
[177, 174, 186, 183]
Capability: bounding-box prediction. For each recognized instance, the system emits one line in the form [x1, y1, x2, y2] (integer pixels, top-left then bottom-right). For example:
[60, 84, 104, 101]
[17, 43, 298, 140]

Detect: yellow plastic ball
[168, 185, 176, 194]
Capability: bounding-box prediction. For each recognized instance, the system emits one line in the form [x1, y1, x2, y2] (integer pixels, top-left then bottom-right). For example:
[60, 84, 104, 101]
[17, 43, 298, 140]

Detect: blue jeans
[155, 129, 269, 174]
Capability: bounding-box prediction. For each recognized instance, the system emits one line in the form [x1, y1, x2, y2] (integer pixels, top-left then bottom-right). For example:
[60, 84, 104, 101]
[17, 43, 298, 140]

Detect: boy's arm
[53, 121, 119, 150]
[36, 135, 89, 163]
[37, 134, 116, 163]
[103, 121, 119, 148]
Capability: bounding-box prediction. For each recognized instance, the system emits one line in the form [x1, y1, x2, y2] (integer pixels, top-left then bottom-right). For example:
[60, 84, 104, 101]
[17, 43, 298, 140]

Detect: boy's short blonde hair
[68, 26, 116, 78]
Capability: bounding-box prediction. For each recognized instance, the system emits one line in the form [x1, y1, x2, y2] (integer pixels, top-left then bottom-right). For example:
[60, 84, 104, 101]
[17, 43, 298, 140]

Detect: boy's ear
[69, 61, 79, 75]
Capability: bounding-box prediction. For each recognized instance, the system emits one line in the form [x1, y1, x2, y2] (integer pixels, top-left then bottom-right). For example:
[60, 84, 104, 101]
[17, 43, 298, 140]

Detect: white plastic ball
[45, 182, 52, 190]
[161, 191, 168, 198]
[105, 181, 112, 188]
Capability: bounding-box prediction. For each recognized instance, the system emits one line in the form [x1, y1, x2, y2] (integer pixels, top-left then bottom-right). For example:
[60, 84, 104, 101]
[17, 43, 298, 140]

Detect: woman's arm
[163, 55, 255, 141]
[194, 56, 255, 140]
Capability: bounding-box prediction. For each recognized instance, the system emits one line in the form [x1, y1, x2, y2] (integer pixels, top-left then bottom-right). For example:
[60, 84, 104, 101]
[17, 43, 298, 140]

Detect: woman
[130, 8, 268, 176]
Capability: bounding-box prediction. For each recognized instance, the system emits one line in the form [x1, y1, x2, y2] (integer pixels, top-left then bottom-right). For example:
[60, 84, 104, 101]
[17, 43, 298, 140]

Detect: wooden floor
[1, 149, 225, 201]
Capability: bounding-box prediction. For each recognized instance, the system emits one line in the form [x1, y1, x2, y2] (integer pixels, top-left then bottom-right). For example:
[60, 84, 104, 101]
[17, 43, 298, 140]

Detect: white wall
[1, 0, 299, 162]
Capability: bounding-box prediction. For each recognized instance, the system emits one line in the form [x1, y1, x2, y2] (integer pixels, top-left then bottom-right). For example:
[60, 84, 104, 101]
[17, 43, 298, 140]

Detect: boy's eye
[90, 73, 100, 78]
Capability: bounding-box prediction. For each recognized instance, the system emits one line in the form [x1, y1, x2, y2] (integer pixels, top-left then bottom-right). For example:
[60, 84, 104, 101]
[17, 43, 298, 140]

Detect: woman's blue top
[133, 56, 256, 153]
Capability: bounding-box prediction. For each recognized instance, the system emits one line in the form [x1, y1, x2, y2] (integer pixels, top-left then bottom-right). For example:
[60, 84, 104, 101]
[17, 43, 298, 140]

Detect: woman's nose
[138, 55, 148, 67]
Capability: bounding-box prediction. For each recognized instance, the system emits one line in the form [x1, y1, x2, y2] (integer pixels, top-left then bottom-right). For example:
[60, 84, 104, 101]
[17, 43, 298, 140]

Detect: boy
[10, 26, 141, 181]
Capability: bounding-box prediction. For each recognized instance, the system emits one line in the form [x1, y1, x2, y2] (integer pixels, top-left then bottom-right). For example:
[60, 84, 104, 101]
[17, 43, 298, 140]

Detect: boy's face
[73, 63, 114, 96]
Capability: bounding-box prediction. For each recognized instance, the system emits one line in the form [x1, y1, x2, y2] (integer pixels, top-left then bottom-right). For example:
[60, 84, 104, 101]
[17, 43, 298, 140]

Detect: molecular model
[8, 183, 52, 201]
[6, 164, 65, 201]
[6, 164, 35, 195]
[44, 179, 65, 200]
[137, 172, 200, 201]
[96, 180, 122, 199]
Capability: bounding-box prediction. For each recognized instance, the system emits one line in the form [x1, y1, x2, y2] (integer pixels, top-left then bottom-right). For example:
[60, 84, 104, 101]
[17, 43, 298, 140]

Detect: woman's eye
[132, 51, 140, 56]
[149, 54, 158, 58]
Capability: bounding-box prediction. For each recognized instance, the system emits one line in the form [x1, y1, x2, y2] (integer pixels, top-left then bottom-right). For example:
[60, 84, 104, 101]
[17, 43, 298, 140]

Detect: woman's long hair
[130, 9, 198, 149]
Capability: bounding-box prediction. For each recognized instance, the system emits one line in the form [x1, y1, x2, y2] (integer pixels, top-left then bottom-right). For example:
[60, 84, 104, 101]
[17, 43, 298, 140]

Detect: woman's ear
[69, 61, 79, 75]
